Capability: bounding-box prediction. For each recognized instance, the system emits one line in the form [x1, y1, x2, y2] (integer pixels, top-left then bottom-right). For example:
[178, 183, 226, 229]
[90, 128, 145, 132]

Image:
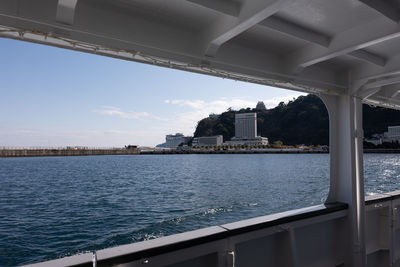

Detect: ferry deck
[1, 0, 400, 266]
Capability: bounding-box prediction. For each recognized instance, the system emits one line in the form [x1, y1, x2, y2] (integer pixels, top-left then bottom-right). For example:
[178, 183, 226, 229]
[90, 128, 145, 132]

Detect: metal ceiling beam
[0, 1, 202, 63]
[56, 0, 78, 25]
[358, 87, 381, 99]
[348, 50, 386, 67]
[363, 76, 400, 90]
[0, 0, 344, 93]
[259, 16, 330, 47]
[358, 0, 400, 23]
[356, 75, 400, 100]
[203, 0, 293, 57]
[186, 0, 240, 17]
[353, 51, 400, 84]
[380, 84, 400, 98]
[285, 17, 400, 71]
[0, 0, 399, 109]
[368, 84, 400, 105]
[259, 16, 384, 67]
[352, 42, 400, 108]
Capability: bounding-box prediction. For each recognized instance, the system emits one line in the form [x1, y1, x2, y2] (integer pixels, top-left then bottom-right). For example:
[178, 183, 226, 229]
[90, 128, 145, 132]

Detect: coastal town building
[234, 113, 257, 139]
[364, 126, 400, 145]
[226, 137, 269, 146]
[165, 133, 192, 148]
[364, 138, 382, 146]
[192, 135, 223, 146]
[384, 126, 400, 143]
[226, 113, 268, 146]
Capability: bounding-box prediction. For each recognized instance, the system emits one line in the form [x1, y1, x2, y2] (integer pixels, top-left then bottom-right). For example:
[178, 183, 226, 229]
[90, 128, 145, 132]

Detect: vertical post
[320, 94, 366, 267]
[354, 98, 366, 267]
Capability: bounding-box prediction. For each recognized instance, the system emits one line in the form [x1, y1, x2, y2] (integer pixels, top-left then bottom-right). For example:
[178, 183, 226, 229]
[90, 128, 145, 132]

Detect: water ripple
[0, 154, 399, 266]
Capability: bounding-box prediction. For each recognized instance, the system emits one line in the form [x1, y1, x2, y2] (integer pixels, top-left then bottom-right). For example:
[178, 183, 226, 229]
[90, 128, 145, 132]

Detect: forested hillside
[194, 94, 400, 146]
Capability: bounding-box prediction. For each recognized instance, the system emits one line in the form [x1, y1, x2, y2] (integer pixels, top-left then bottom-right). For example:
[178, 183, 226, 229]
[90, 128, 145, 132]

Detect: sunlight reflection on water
[0, 153, 399, 266]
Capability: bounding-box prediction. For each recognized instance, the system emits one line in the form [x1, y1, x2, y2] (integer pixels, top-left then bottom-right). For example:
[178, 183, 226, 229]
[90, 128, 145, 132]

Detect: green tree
[193, 94, 400, 146]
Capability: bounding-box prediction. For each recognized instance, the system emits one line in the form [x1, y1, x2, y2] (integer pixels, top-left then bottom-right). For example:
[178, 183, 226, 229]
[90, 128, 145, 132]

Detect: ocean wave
[202, 206, 233, 216]
[103, 202, 258, 246]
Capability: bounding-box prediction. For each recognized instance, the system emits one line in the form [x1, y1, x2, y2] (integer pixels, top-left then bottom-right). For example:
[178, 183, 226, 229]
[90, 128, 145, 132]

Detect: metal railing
[23, 191, 400, 267]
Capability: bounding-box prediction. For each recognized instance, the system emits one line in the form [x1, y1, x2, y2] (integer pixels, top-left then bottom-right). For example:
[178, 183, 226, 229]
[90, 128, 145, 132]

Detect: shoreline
[141, 148, 400, 155]
[0, 148, 139, 158]
[1, 148, 399, 158]
[140, 150, 329, 155]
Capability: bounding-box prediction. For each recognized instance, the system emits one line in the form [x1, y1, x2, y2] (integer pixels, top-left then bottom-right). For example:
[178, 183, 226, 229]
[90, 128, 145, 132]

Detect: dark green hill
[194, 94, 400, 146]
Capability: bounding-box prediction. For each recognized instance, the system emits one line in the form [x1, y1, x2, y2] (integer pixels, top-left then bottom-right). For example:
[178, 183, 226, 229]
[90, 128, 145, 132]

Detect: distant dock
[1, 148, 399, 158]
[140, 149, 328, 154]
[364, 149, 400, 153]
[141, 148, 400, 155]
[0, 147, 139, 158]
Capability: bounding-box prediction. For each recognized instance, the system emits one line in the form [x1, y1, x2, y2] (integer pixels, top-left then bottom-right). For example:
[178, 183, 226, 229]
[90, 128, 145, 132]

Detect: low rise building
[365, 126, 400, 145]
[364, 138, 382, 146]
[225, 137, 269, 146]
[384, 126, 400, 143]
[165, 133, 192, 148]
[192, 135, 223, 146]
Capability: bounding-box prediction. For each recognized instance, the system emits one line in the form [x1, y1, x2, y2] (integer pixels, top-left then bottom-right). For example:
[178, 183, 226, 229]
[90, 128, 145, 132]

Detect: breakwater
[141, 149, 328, 154]
[0, 148, 139, 157]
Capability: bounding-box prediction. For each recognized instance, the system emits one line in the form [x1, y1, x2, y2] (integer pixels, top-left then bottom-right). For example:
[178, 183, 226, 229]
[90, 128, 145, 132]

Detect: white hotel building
[235, 113, 257, 139]
[165, 133, 192, 148]
[227, 113, 268, 145]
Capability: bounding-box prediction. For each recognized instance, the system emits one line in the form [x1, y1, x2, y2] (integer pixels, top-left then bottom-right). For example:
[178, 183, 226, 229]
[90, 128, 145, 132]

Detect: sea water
[0, 154, 399, 266]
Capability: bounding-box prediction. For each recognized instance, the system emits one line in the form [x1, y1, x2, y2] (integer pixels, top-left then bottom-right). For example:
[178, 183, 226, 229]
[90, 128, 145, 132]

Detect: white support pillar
[56, 0, 78, 25]
[320, 94, 366, 267]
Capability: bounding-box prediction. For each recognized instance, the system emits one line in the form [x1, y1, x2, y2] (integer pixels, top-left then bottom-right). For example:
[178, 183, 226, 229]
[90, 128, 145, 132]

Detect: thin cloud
[0, 128, 165, 147]
[164, 95, 302, 112]
[93, 106, 169, 122]
[163, 95, 304, 135]
[93, 106, 150, 120]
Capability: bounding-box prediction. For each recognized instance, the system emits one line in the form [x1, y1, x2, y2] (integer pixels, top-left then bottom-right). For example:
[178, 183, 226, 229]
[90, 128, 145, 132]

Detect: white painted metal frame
[321, 94, 366, 266]
[2, 1, 400, 266]
[22, 193, 400, 267]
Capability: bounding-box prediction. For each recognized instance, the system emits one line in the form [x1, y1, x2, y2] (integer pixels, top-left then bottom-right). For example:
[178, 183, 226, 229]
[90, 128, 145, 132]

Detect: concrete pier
[0, 148, 139, 158]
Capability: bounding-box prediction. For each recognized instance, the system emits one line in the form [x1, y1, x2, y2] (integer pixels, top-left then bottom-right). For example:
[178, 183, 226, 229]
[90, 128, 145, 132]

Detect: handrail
[23, 202, 348, 267]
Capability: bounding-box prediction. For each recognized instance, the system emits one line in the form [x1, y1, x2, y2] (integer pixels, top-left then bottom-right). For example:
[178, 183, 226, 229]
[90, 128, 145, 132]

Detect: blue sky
[0, 38, 304, 147]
